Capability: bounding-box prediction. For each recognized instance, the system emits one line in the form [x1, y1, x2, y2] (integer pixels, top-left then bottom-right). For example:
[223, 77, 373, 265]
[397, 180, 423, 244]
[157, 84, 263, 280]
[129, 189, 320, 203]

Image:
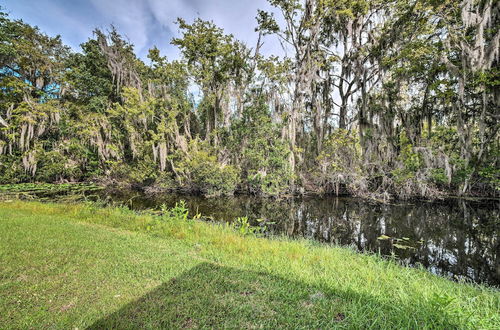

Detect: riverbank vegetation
[0, 200, 498, 328]
[0, 0, 498, 200]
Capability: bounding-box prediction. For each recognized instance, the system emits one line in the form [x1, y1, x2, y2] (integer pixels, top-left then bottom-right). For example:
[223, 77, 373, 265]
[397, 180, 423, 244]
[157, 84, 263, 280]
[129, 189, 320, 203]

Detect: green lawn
[0, 201, 498, 329]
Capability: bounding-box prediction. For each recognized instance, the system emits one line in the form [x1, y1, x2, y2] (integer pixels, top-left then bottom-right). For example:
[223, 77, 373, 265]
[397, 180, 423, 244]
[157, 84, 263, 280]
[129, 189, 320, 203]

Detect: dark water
[97, 192, 499, 287]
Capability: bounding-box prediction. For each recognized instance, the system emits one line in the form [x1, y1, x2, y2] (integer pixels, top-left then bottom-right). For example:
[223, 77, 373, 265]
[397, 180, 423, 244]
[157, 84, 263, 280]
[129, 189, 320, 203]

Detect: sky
[2, 0, 281, 61]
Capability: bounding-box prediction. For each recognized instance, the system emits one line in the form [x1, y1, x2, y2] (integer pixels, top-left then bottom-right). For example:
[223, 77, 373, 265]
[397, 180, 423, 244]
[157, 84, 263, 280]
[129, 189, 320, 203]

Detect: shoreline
[2, 182, 498, 205]
[1, 200, 498, 328]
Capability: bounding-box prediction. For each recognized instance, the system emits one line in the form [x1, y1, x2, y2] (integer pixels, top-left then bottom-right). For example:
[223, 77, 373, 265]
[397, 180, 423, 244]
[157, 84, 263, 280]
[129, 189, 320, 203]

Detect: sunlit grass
[1, 200, 499, 328]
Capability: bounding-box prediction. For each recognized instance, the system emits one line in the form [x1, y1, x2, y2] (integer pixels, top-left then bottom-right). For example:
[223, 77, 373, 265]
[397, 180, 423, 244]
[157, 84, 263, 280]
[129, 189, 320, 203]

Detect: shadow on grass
[88, 262, 459, 329]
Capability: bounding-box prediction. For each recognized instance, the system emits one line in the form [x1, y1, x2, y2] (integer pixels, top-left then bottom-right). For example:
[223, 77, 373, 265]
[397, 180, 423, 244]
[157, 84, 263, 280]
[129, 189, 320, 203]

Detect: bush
[35, 150, 79, 182]
[174, 140, 239, 197]
[430, 168, 448, 186]
[478, 165, 500, 192]
[105, 156, 158, 188]
[228, 98, 293, 196]
[0, 155, 30, 184]
[230, 216, 266, 236]
[244, 139, 293, 196]
[315, 129, 364, 195]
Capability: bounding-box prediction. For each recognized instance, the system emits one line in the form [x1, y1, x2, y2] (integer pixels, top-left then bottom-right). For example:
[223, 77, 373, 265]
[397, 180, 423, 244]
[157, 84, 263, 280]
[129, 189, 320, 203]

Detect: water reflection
[106, 192, 499, 286]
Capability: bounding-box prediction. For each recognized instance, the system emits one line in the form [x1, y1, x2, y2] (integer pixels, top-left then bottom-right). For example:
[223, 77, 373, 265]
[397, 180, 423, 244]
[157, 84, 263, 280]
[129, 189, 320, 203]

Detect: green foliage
[478, 166, 500, 191]
[64, 39, 115, 106]
[430, 168, 448, 185]
[230, 216, 266, 236]
[0, 4, 498, 199]
[0, 155, 30, 183]
[0, 182, 102, 201]
[35, 150, 80, 182]
[106, 157, 158, 187]
[152, 171, 176, 191]
[315, 129, 362, 193]
[317, 129, 361, 173]
[230, 98, 293, 196]
[160, 200, 201, 222]
[399, 131, 422, 173]
[172, 18, 249, 139]
[174, 141, 239, 197]
[392, 131, 422, 184]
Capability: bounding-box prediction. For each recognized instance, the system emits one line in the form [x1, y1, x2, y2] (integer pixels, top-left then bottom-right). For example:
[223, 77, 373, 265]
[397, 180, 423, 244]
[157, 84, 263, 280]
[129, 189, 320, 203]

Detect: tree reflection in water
[109, 192, 499, 286]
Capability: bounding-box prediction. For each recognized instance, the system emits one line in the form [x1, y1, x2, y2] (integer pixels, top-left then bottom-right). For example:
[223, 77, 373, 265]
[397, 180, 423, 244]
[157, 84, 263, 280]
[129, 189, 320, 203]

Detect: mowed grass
[0, 201, 498, 329]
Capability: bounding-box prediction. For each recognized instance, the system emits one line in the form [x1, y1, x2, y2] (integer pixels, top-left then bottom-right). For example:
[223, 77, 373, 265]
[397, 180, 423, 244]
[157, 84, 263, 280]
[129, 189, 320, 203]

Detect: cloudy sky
[2, 0, 281, 60]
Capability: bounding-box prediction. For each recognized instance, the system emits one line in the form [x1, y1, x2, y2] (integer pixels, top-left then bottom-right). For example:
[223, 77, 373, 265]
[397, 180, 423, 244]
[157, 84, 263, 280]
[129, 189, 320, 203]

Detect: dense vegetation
[0, 0, 498, 199]
[1, 200, 499, 328]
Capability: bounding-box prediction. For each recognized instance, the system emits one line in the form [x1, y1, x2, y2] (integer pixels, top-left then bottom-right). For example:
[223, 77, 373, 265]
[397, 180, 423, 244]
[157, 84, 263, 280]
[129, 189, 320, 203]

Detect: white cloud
[146, 0, 196, 31]
[6, 0, 285, 59]
[145, 0, 283, 58]
[3, 0, 91, 51]
[89, 0, 151, 54]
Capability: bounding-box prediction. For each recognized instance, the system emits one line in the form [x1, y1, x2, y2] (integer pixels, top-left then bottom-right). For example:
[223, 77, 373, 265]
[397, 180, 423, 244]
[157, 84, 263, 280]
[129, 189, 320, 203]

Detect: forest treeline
[0, 0, 498, 199]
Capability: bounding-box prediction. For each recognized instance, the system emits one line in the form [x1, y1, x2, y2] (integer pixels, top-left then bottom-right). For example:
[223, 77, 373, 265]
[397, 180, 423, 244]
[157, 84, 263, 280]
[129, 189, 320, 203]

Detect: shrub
[230, 216, 266, 236]
[105, 156, 158, 188]
[174, 140, 239, 197]
[0, 155, 30, 184]
[229, 98, 293, 196]
[35, 149, 86, 182]
[315, 129, 364, 195]
[244, 139, 293, 196]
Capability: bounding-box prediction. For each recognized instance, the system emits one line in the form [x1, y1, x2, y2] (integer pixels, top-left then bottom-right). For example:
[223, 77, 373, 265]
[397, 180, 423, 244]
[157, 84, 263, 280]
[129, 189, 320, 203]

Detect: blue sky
[2, 0, 279, 60]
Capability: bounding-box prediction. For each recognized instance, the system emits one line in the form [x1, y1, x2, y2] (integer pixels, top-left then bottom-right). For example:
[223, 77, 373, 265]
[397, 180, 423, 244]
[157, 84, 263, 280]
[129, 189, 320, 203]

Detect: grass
[0, 200, 499, 329]
[0, 183, 103, 203]
[0, 182, 101, 193]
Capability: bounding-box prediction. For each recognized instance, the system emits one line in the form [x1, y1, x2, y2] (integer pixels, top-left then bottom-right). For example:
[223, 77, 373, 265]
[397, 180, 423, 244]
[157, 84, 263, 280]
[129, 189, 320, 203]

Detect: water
[98, 191, 499, 287]
[8, 185, 497, 287]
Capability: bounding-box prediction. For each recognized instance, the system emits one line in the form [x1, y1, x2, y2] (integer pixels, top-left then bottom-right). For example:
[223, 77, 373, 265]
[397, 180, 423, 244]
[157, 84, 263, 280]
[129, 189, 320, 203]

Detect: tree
[172, 18, 250, 144]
